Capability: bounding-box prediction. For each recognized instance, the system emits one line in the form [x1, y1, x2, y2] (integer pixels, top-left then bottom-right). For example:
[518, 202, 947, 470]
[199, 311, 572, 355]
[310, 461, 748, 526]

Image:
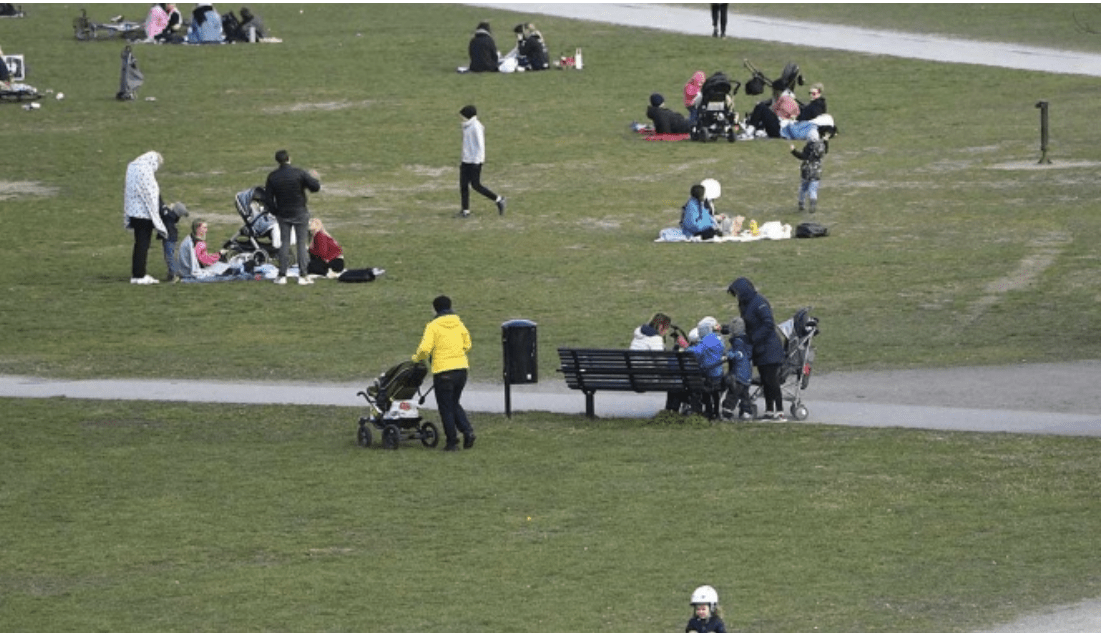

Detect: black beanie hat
[459, 105, 477, 119]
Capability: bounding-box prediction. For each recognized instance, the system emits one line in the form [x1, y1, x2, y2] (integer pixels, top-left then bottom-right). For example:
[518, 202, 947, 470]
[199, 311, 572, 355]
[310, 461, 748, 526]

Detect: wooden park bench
[556, 347, 708, 417]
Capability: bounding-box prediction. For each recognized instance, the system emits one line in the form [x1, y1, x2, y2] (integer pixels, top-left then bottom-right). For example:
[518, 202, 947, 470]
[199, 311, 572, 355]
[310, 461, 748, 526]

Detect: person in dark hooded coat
[727, 277, 786, 420]
[468, 22, 500, 72]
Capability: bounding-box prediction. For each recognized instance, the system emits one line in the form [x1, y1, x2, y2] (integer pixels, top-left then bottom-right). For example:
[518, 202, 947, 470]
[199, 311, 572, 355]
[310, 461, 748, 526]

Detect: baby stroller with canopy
[222, 186, 295, 267]
[744, 307, 819, 421]
[356, 361, 441, 450]
[690, 72, 741, 142]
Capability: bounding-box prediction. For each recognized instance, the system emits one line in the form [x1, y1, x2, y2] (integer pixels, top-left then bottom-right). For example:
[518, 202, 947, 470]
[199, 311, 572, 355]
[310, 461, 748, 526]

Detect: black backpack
[795, 222, 829, 238]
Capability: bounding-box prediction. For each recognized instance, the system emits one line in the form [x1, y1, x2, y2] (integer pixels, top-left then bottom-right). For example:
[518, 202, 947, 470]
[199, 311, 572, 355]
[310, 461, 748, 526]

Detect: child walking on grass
[789, 125, 836, 213]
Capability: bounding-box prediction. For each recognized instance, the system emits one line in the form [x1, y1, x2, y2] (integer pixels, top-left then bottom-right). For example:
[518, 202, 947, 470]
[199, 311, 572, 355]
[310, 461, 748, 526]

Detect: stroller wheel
[382, 424, 401, 450]
[420, 422, 440, 448]
[791, 404, 809, 421]
[356, 421, 373, 448]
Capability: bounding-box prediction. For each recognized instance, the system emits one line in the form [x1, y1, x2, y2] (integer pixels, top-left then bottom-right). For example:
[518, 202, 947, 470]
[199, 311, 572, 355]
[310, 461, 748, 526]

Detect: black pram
[691, 72, 741, 142]
[355, 361, 441, 450]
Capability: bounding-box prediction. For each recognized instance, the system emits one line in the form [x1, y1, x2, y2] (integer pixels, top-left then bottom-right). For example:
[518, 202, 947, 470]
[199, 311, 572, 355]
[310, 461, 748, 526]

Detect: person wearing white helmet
[686, 584, 726, 632]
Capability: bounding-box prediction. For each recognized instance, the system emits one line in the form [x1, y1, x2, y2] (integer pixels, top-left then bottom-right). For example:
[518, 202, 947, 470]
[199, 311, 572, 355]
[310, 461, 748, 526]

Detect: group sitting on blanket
[142, 3, 269, 44]
[738, 79, 834, 141]
[463, 20, 550, 73]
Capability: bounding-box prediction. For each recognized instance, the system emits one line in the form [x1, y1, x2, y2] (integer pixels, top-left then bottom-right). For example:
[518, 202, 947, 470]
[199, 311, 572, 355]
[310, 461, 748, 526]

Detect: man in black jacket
[468, 22, 499, 72]
[265, 149, 320, 285]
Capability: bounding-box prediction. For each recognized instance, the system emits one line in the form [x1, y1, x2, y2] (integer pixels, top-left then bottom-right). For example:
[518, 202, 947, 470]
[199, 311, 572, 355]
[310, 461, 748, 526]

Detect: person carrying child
[720, 316, 753, 420]
[685, 317, 726, 419]
[789, 125, 835, 213]
[681, 183, 719, 240]
[686, 585, 727, 632]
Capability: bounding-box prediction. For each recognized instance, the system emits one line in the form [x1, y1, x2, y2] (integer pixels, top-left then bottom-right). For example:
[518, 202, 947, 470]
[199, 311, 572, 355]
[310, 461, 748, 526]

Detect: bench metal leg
[584, 390, 596, 418]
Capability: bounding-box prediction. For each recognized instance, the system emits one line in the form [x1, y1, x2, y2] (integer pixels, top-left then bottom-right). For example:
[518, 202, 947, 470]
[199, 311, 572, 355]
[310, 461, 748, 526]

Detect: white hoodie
[461, 116, 486, 164]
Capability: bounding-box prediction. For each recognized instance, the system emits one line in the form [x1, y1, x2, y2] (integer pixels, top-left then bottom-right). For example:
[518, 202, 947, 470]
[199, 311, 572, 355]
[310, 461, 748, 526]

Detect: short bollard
[1035, 100, 1052, 165]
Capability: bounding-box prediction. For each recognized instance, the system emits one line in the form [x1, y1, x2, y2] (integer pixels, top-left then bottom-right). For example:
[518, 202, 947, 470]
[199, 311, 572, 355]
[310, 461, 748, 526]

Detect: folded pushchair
[73, 9, 144, 41]
[356, 361, 440, 450]
[745, 307, 819, 421]
[221, 186, 294, 267]
[690, 72, 741, 143]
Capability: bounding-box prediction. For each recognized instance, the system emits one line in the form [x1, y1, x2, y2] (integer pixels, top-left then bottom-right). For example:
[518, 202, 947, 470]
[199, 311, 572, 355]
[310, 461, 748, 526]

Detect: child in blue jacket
[721, 316, 754, 420]
[686, 317, 726, 418]
[681, 184, 719, 240]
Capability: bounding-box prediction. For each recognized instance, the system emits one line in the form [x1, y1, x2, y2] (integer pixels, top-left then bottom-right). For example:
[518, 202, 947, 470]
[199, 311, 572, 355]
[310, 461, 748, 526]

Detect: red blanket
[643, 133, 690, 141]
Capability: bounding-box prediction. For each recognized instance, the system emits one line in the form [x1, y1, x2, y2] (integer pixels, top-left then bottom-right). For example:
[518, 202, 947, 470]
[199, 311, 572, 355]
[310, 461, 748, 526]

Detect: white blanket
[656, 221, 792, 243]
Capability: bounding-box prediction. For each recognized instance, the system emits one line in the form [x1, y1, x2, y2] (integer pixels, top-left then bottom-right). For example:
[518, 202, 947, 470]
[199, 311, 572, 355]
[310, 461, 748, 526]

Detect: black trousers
[460, 162, 498, 211]
[758, 363, 783, 413]
[433, 369, 474, 445]
[711, 4, 728, 33]
[129, 217, 154, 278]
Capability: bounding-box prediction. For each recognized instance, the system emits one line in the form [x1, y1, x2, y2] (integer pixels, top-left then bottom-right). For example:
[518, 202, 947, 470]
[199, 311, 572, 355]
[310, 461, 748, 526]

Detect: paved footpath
[0, 361, 1098, 437]
[467, 3, 1100, 77]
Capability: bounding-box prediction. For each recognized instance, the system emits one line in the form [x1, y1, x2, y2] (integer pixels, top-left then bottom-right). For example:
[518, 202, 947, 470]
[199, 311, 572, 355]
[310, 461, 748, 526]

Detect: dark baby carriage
[690, 72, 740, 142]
[356, 361, 440, 450]
[745, 307, 819, 420]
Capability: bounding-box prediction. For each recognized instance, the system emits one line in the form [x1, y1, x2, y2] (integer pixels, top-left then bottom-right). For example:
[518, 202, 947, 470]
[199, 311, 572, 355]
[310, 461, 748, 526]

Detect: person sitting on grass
[307, 217, 344, 278]
[647, 93, 692, 134]
[177, 218, 228, 278]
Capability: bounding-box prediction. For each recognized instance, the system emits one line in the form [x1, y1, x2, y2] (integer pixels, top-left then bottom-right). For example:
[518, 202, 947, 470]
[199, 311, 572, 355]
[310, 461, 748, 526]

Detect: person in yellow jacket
[413, 295, 476, 451]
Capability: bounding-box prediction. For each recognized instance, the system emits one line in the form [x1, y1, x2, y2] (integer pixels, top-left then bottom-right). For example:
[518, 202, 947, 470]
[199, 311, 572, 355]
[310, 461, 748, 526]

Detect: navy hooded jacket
[728, 277, 784, 366]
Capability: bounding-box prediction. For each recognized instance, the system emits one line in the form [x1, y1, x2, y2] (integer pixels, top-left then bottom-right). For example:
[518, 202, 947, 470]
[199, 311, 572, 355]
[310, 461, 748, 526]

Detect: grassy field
[1, 399, 1098, 632]
[0, 3, 1097, 382]
[0, 3, 1099, 632]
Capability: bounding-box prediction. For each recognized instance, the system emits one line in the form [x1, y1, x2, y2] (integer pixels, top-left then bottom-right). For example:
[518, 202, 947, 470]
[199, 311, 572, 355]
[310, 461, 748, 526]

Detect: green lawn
[0, 399, 1098, 632]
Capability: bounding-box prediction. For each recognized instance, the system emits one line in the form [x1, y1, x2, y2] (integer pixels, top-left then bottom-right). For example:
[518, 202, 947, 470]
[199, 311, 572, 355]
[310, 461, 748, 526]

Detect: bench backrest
[557, 348, 708, 393]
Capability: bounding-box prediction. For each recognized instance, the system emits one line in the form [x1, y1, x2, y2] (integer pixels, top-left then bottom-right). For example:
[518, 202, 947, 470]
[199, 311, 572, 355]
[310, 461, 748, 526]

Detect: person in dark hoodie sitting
[646, 93, 692, 134]
[467, 21, 500, 72]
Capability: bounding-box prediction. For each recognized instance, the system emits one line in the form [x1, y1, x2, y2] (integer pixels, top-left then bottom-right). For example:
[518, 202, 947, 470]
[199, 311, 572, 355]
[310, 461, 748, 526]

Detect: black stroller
[690, 72, 741, 142]
[745, 307, 819, 421]
[742, 59, 803, 96]
[222, 187, 288, 267]
[356, 361, 440, 450]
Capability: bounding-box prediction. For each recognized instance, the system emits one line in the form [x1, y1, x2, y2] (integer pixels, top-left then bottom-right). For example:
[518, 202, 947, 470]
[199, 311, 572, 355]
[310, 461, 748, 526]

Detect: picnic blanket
[656, 221, 792, 243]
[631, 121, 689, 141]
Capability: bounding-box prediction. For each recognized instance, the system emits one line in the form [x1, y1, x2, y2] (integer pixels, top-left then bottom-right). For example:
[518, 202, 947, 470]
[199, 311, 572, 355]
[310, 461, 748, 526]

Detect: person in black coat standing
[265, 149, 321, 285]
[468, 22, 499, 72]
[728, 277, 786, 420]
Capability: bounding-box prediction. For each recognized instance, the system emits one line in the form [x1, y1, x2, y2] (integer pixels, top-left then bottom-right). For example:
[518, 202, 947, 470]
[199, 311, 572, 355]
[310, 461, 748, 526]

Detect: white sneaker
[325, 269, 341, 279]
[298, 277, 314, 285]
[274, 276, 287, 285]
[131, 275, 159, 285]
[371, 267, 386, 277]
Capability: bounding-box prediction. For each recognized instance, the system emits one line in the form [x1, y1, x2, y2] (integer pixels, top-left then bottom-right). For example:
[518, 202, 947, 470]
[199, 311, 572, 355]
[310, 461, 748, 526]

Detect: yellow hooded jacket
[412, 313, 471, 374]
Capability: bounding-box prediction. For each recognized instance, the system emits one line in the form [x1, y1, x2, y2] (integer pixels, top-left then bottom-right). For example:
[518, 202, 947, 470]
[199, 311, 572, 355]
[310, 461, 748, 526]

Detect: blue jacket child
[721, 316, 754, 419]
[687, 318, 726, 383]
[681, 184, 718, 239]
